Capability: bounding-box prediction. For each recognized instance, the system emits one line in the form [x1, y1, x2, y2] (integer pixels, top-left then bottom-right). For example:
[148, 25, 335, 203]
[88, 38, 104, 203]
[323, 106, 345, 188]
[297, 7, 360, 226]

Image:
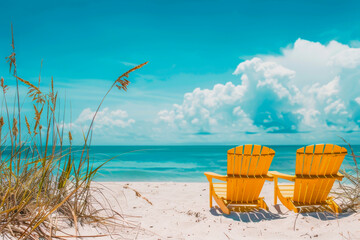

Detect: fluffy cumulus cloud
[159, 39, 360, 136]
[76, 108, 135, 129]
[158, 82, 256, 134]
[62, 107, 135, 143]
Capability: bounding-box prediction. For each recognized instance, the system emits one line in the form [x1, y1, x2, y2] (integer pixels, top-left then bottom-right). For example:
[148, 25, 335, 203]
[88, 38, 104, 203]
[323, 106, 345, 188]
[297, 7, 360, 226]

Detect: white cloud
[308, 76, 340, 101]
[355, 97, 360, 105]
[329, 48, 360, 69]
[158, 82, 256, 133]
[61, 107, 135, 144]
[159, 39, 360, 136]
[76, 107, 135, 129]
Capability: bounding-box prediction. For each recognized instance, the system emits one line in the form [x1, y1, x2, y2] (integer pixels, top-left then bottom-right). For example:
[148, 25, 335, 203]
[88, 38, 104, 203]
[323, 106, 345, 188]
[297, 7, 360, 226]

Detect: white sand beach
[60, 182, 360, 240]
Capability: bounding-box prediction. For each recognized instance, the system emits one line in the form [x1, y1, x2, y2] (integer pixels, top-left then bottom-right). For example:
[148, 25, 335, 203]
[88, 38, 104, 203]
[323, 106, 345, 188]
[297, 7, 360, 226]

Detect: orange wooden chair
[204, 145, 275, 214]
[271, 144, 347, 213]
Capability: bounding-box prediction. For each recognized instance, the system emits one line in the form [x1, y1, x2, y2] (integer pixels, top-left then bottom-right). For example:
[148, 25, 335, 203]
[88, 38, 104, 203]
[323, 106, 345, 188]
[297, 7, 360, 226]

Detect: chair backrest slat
[309, 144, 325, 175]
[295, 147, 304, 175]
[258, 146, 274, 175]
[247, 145, 262, 175]
[227, 148, 235, 176]
[226, 144, 275, 202]
[239, 145, 253, 175]
[302, 145, 315, 175]
[318, 144, 334, 175]
[293, 144, 347, 204]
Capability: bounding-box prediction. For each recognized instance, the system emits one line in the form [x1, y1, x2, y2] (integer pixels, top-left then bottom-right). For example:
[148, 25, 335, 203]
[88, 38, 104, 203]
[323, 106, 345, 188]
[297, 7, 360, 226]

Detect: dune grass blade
[332, 138, 360, 212]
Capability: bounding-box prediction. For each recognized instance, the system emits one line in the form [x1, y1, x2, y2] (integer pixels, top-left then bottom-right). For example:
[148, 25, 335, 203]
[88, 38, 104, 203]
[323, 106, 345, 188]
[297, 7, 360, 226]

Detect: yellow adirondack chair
[204, 144, 275, 214]
[271, 144, 347, 213]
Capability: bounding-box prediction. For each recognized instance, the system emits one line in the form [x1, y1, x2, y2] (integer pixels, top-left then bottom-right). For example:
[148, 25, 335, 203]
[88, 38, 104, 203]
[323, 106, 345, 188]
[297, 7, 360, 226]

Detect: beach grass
[0, 25, 147, 239]
[333, 138, 360, 212]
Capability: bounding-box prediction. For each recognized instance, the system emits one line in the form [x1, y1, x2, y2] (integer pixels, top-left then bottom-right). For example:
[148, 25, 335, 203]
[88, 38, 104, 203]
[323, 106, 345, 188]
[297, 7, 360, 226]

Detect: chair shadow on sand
[273, 203, 355, 221]
[296, 206, 355, 221]
[210, 206, 284, 223]
[274, 204, 354, 221]
[210, 204, 354, 222]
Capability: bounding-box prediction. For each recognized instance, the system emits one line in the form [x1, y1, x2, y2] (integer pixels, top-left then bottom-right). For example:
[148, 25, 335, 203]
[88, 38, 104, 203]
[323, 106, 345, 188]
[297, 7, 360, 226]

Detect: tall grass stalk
[333, 138, 360, 212]
[0, 26, 148, 239]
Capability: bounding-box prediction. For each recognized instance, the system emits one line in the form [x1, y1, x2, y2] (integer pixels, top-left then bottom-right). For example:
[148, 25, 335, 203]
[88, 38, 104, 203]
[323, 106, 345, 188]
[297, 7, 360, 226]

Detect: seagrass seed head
[114, 61, 148, 92]
[0, 116, 4, 131]
[0, 77, 9, 94]
[12, 118, 18, 137]
[25, 116, 31, 135]
[69, 131, 73, 142]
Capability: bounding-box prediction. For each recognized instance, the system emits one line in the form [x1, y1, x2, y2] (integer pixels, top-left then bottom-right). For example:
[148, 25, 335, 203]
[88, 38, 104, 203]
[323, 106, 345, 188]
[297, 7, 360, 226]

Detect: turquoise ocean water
[3, 145, 357, 182]
[81, 145, 358, 182]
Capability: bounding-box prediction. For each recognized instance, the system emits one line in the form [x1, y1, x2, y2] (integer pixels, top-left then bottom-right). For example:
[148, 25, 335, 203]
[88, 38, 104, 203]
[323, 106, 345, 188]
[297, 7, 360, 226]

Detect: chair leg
[288, 200, 298, 213]
[258, 198, 269, 210]
[274, 177, 278, 205]
[277, 187, 298, 213]
[212, 194, 230, 214]
[209, 182, 213, 208]
[327, 198, 342, 213]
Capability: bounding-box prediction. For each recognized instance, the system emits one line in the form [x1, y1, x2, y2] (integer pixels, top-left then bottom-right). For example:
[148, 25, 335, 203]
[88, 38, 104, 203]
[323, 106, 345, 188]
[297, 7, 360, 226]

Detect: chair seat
[213, 183, 227, 199]
[213, 182, 263, 208]
[278, 184, 295, 198]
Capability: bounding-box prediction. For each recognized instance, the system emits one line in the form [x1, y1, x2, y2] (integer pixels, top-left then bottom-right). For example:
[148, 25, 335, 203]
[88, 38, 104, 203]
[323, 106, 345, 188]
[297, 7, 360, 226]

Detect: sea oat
[0, 77, 9, 94]
[116, 79, 130, 91]
[5, 24, 16, 75]
[5, 52, 16, 75]
[48, 77, 56, 107]
[16, 76, 40, 92]
[33, 104, 44, 135]
[12, 117, 18, 137]
[119, 61, 148, 78]
[0, 116, 4, 133]
[333, 138, 360, 211]
[0, 116, 3, 144]
[25, 116, 31, 135]
[16, 76, 44, 104]
[69, 131, 73, 142]
[115, 61, 148, 91]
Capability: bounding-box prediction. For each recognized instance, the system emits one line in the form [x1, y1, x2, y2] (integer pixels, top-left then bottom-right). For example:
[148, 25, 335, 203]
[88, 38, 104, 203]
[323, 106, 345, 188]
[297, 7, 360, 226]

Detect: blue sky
[1, 0, 360, 145]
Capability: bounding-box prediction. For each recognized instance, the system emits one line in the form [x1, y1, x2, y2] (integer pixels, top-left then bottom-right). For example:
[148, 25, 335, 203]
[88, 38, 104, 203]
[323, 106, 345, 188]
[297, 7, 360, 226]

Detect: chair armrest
[264, 172, 274, 181]
[204, 172, 227, 182]
[334, 172, 344, 180]
[268, 171, 296, 181]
